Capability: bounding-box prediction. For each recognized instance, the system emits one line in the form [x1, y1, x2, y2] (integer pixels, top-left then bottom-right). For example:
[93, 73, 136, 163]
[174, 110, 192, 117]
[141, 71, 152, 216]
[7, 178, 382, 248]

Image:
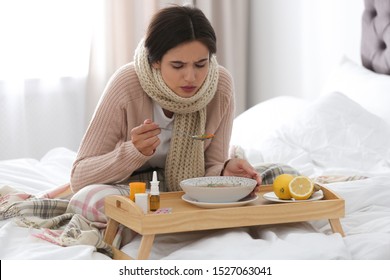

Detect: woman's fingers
[131, 119, 161, 156]
[224, 158, 262, 186]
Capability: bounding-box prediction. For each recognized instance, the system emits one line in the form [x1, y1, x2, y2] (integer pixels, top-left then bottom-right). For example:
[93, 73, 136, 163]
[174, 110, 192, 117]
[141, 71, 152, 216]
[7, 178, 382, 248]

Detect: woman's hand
[130, 119, 161, 156]
[222, 158, 262, 193]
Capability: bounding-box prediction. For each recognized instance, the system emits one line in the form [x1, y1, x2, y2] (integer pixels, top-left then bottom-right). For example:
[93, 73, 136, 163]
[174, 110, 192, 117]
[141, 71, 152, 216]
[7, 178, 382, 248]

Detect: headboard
[361, 0, 390, 74]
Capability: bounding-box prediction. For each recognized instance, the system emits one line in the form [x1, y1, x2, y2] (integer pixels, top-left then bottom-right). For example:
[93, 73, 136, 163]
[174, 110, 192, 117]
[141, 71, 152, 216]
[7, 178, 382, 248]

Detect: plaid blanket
[0, 184, 115, 256]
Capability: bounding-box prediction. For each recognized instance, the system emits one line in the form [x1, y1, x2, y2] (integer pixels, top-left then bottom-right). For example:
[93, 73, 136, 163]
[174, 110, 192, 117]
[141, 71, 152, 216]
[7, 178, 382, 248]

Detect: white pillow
[230, 96, 308, 157]
[254, 92, 390, 175]
[321, 56, 390, 126]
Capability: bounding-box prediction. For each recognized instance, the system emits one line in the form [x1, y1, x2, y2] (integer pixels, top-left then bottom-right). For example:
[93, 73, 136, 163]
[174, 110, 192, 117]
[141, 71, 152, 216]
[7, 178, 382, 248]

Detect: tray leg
[104, 218, 134, 260]
[137, 234, 155, 260]
[329, 218, 345, 237]
[104, 218, 119, 245]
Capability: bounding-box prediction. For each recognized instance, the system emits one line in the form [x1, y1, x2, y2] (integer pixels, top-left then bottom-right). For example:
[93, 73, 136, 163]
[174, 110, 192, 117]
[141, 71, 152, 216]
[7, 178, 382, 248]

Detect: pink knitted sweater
[70, 62, 235, 192]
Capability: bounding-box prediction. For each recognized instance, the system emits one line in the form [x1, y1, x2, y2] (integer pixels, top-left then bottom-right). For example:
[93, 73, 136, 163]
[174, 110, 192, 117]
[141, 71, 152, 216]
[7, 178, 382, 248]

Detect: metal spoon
[159, 127, 214, 141]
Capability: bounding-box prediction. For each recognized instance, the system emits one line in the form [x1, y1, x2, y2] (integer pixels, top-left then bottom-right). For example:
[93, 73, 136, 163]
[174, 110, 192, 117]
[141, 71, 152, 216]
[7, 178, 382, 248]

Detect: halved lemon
[288, 176, 314, 200]
[273, 174, 294, 200]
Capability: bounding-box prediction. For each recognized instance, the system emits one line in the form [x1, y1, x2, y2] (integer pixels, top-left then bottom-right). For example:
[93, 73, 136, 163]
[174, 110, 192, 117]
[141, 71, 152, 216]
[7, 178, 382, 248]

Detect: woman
[70, 5, 261, 197]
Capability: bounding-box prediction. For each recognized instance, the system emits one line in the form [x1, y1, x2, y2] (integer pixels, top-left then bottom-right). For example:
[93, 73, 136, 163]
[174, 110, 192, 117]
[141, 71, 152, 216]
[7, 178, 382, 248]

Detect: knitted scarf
[134, 40, 219, 191]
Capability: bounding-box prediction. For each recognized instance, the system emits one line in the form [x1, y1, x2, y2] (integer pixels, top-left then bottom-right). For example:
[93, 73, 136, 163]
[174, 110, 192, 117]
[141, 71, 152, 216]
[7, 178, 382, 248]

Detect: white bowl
[180, 176, 257, 203]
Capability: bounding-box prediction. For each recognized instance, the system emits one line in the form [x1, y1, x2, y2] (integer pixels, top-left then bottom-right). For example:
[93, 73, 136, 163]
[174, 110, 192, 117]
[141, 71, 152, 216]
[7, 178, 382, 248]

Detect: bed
[1, 0, 390, 260]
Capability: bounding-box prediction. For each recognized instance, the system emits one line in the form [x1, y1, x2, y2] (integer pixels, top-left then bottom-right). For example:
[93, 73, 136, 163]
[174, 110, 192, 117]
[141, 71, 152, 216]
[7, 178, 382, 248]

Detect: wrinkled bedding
[0, 148, 111, 260]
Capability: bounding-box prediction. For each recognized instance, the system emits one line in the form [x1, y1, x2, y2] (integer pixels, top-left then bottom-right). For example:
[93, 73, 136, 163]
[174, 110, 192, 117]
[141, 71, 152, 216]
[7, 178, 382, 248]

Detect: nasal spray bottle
[149, 171, 160, 211]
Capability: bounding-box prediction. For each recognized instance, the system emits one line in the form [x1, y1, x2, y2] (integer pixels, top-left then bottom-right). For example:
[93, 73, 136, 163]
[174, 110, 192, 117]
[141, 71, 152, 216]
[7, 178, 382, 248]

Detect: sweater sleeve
[70, 65, 152, 192]
[204, 66, 235, 176]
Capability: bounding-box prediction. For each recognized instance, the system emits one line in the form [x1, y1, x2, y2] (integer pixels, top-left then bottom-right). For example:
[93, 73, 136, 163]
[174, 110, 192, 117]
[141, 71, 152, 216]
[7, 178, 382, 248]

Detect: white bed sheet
[1, 92, 390, 260]
[0, 148, 110, 260]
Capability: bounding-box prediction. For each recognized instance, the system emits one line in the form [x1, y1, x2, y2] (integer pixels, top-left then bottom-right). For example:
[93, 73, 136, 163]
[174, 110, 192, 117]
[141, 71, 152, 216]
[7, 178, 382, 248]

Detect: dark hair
[145, 5, 217, 64]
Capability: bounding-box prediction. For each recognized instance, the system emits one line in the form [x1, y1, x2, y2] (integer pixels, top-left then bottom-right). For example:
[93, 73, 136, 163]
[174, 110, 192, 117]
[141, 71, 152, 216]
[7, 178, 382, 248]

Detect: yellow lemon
[273, 174, 294, 199]
[288, 176, 314, 200]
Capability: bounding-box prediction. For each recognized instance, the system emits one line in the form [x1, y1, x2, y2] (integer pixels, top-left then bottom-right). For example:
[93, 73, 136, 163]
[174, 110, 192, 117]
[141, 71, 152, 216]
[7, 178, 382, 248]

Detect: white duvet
[1, 92, 390, 260]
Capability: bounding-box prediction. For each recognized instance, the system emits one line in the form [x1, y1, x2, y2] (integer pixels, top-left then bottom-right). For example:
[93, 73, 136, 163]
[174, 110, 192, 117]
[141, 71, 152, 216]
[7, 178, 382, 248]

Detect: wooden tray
[104, 184, 345, 260]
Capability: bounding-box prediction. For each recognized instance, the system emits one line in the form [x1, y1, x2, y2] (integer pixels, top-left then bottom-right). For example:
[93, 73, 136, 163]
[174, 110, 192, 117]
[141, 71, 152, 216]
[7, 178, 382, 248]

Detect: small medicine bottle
[149, 171, 160, 211]
[129, 182, 146, 201]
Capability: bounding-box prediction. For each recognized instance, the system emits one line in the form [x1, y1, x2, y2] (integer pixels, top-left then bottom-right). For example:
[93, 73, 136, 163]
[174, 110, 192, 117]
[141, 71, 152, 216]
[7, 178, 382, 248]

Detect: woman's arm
[70, 64, 152, 192]
[204, 66, 235, 176]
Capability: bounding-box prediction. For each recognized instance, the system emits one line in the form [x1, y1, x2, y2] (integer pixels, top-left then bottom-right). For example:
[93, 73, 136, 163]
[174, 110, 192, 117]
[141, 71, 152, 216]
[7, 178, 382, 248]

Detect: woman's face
[153, 41, 210, 98]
